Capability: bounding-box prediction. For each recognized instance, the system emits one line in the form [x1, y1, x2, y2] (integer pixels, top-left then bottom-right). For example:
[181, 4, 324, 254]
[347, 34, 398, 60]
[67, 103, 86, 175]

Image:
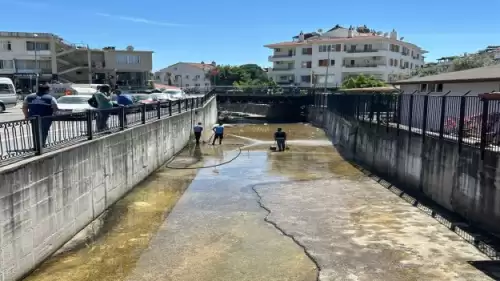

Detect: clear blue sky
[2, 0, 499, 70]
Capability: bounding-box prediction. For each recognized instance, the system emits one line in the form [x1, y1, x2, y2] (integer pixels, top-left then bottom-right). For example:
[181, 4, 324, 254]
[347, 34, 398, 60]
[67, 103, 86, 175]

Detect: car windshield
[0, 84, 15, 94]
[57, 96, 92, 104]
[131, 94, 150, 101]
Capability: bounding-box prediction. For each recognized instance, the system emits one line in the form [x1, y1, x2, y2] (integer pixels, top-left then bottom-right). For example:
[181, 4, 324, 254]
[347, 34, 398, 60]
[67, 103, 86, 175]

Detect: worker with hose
[274, 128, 287, 152]
[193, 122, 203, 145]
[212, 122, 224, 145]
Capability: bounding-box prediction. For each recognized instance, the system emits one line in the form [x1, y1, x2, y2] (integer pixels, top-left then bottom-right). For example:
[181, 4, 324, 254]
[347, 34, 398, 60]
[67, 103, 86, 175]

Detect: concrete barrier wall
[0, 96, 217, 281]
[309, 107, 500, 236]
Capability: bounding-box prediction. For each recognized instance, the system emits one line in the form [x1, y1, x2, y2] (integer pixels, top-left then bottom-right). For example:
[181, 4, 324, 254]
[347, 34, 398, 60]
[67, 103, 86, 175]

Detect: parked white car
[56, 95, 93, 114]
[0, 77, 18, 113]
[162, 89, 186, 100]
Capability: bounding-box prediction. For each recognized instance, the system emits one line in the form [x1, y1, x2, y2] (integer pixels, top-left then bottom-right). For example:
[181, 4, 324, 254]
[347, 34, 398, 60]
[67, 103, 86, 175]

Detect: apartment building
[264, 25, 427, 87]
[0, 31, 153, 90]
[154, 62, 216, 89]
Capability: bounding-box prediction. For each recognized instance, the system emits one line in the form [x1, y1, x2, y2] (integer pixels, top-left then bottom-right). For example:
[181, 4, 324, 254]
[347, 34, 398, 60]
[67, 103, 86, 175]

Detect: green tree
[341, 74, 386, 89]
[208, 64, 274, 88]
[451, 53, 495, 71]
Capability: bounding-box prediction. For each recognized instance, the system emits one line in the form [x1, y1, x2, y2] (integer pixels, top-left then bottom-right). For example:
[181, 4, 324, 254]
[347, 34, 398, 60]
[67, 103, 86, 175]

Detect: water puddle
[23, 123, 494, 281]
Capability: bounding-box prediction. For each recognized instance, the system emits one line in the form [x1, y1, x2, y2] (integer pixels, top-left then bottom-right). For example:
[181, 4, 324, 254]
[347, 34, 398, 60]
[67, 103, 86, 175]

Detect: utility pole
[323, 44, 331, 93]
[87, 44, 92, 84]
[34, 34, 39, 88]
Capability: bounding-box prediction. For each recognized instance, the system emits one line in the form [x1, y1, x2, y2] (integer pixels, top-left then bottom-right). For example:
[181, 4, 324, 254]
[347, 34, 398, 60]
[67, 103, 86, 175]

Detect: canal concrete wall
[309, 107, 500, 236]
[0, 96, 217, 281]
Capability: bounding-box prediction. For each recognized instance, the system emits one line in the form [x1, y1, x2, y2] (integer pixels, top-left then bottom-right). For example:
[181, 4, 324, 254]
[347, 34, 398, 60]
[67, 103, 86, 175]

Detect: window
[26, 41, 49, 51]
[319, 45, 338, 52]
[389, 59, 393, 66]
[350, 45, 356, 52]
[195, 75, 200, 79]
[0, 60, 14, 69]
[275, 48, 281, 52]
[420, 84, 427, 92]
[390, 44, 400, 52]
[436, 83, 443, 92]
[302, 48, 312, 55]
[394, 60, 398, 67]
[302, 61, 312, 68]
[318, 59, 328, 67]
[350, 60, 355, 66]
[116, 54, 141, 64]
[410, 63, 413, 69]
[0, 41, 11, 51]
[185, 75, 190, 79]
[363, 44, 372, 51]
[195, 84, 200, 87]
[330, 60, 335, 66]
[335, 44, 341, 52]
[185, 84, 189, 87]
[301, 75, 311, 82]
[205, 83, 209, 86]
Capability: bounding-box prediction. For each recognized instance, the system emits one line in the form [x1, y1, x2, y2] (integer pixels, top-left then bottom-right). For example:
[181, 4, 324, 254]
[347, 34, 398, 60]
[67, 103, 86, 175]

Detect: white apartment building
[0, 31, 153, 90]
[154, 62, 215, 89]
[265, 25, 427, 87]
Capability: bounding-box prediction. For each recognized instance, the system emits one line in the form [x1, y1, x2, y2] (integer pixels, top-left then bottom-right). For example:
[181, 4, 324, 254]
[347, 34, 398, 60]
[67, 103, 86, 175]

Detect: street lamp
[34, 34, 39, 87]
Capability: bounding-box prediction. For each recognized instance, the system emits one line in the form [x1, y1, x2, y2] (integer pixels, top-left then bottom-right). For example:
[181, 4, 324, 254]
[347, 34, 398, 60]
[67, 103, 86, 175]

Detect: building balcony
[268, 54, 295, 61]
[342, 64, 386, 72]
[271, 67, 295, 72]
[346, 49, 381, 53]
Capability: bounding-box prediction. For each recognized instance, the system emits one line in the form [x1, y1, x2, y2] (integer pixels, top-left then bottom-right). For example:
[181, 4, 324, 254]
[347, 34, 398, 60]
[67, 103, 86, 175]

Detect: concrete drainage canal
[23, 123, 496, 281]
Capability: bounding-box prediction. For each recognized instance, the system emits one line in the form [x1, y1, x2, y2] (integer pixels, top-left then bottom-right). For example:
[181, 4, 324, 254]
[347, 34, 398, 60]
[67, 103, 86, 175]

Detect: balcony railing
[343, 64, 384, 68]
[346, 49, 381, 53]
[272, 67, 295, 71]
[270, 54, 294, 58]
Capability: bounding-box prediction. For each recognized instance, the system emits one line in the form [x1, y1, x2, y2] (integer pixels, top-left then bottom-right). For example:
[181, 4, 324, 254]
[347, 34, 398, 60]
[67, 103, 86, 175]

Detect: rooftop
[264, 24, 425, 51]
[395, 64, 500, 84]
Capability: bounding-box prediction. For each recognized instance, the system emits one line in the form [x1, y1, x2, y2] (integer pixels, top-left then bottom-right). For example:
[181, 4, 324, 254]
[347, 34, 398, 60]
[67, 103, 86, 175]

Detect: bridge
[0, 89, 499, 281]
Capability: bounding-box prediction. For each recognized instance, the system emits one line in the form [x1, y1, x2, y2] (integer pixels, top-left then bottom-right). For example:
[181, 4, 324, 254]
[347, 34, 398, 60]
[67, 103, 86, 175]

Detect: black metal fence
[0, 91, 215, 166]
[314, 92, 500, 157]
[213, 85, 326, 96]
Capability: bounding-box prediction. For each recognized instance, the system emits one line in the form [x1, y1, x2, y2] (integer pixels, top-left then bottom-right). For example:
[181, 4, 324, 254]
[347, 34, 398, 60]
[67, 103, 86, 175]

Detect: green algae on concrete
[23, 150, 201, 281]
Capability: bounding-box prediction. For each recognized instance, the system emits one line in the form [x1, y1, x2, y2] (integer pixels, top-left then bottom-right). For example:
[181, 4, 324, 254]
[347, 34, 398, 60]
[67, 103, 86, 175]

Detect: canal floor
[24, 123, 494, 281]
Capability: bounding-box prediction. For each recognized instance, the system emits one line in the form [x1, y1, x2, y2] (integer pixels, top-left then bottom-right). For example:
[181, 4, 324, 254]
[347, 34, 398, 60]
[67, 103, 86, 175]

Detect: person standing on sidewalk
[115, 90, 133, 126]
[23, 84, 59, 147]
[193, 122, 203, 145]
[93, 85, 113, 132]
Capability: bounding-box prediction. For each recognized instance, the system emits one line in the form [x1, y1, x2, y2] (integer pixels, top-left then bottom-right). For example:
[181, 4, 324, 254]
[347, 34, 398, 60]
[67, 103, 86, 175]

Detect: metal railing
[0, 91, 215, 166]
[313, 92, 500, 157]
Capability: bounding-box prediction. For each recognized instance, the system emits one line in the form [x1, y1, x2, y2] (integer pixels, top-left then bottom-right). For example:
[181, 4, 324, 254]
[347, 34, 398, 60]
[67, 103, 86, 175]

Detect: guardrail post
[178, 100, 181, 113]
[396, 94, 402, 136]
[457, 95, 467, 152]
[191, 98, 194, 110]
[168, 101, 172, 116]
[119, 107, 125, 130]
[408, 93, 414, 136]
[421, 91, 431, 142]
[157, 102, 161, 119]
[438, 91, 452, 140]
[31, 116, 43, 155]
[185, 99, 188, 111]
[480, 97, 489, 160]
[86, 110, 93, 140]
[141, 104, 146, 124]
